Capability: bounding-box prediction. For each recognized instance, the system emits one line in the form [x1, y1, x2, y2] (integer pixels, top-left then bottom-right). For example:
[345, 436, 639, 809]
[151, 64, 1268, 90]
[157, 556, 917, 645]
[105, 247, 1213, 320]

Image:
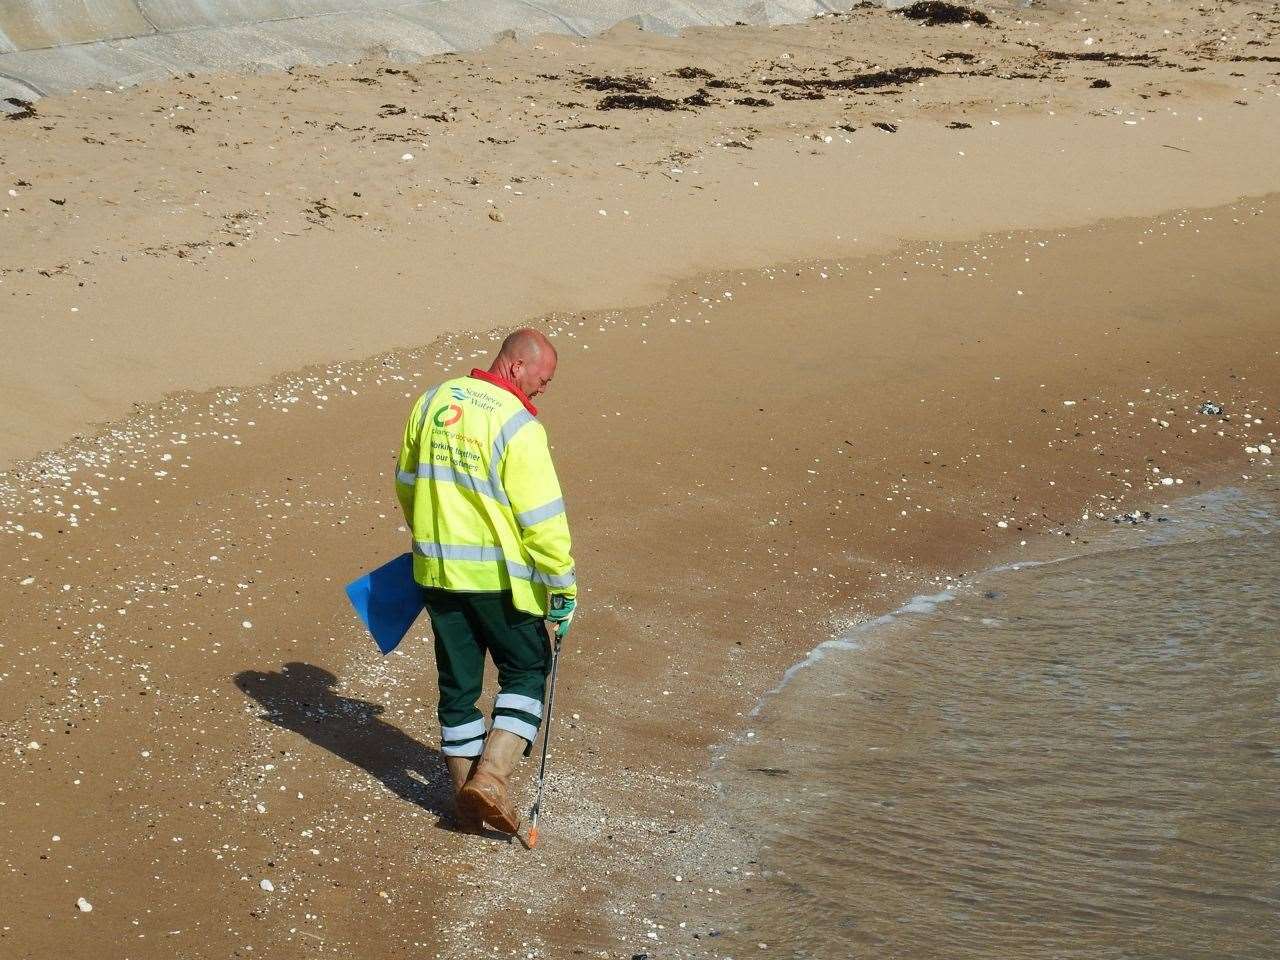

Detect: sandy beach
[3, 2, 1279, 466]
[1, 2, 1279, 958]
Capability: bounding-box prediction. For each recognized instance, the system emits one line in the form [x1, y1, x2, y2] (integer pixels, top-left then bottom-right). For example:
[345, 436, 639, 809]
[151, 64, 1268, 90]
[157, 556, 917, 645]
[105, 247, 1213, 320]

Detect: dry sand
[2, 1, 1278, 466]
[1, 2, 1279, 958]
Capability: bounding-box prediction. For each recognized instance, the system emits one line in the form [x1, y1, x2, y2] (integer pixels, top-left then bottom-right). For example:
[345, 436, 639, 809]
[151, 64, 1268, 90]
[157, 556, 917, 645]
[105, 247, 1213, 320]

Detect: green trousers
[422, 588, 550, 758]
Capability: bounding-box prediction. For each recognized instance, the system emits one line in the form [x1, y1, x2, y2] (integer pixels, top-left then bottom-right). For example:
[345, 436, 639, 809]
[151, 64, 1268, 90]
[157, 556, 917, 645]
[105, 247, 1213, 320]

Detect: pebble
[1260, 444, 1273, 455]
[401, 153, 414, 161]
[76, 897, 93, 912]
[260, 879, 274, 892]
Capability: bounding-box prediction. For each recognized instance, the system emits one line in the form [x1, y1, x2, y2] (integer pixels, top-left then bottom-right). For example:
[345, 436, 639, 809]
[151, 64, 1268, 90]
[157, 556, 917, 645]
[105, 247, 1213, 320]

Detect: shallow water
[721, 484, 1280, 959]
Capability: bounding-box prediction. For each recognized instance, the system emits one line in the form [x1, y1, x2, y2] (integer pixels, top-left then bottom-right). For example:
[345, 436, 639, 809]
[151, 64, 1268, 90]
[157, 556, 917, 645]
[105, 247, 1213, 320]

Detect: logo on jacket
[433, 403, 463, 427]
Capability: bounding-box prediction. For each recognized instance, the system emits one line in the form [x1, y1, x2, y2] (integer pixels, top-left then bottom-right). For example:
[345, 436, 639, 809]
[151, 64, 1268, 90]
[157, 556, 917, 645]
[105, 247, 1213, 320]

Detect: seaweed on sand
[597, 93, 682, 111]
[899, 2, 991, 26]
[581, 75, 651, 93]
[1040, 50, 1156, 63]
[4, 97, 37, 120]
[762, 66, 943, 91]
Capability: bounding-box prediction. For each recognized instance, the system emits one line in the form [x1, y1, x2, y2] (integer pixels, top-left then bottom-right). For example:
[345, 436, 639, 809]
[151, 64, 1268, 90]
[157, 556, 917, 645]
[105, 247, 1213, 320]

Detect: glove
[546, 593, 576, 641]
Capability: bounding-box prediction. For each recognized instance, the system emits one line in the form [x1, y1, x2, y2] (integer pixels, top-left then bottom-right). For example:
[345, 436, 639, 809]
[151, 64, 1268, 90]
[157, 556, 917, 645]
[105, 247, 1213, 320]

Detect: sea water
[717, 482, 1280, 959]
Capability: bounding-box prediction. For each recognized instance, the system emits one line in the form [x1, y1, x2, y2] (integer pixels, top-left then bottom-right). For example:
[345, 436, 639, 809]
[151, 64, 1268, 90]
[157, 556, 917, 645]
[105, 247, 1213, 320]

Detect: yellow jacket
[395, 369, 575, 616]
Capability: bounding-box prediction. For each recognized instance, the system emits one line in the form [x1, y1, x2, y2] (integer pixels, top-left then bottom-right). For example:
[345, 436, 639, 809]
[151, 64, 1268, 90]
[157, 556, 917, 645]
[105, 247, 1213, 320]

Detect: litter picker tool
[526, 624, 564, 849]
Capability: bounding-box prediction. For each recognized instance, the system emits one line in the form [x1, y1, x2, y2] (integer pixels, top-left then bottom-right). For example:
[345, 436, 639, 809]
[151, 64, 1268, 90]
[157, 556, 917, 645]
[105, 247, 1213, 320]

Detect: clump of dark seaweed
[581, 75, 651, 93]
[597, 93, 681, 111]
[670, 66, 715, 80]
[762, 66, 943, 91]
[899, 2, 991, 26]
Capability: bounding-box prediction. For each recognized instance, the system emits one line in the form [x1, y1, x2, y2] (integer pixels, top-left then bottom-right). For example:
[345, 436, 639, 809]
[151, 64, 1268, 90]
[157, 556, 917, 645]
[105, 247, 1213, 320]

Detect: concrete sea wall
[0, 0, 858, 107]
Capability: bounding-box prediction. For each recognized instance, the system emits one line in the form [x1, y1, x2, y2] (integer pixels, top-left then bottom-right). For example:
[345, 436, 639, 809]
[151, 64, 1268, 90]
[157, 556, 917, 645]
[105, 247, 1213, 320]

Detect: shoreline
[684, 477, 1280, 957]
[701, 476, 1280, 960]
[736, 477, 1280, 731]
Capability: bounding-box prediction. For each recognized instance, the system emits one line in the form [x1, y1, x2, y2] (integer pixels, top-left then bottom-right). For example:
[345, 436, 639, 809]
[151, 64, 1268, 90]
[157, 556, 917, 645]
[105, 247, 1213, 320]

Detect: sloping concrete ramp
[0, 0, 858, 107]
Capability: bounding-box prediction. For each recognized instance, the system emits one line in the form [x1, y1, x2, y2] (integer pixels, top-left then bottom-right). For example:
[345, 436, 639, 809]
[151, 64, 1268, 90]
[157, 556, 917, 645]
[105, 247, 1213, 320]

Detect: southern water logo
[434, 388, 465, 428]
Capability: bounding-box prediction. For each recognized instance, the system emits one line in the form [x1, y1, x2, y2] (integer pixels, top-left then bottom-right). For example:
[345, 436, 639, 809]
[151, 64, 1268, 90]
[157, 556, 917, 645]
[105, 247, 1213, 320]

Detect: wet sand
[1, 3, 1279, 958]
[1, 197, 1277, 957]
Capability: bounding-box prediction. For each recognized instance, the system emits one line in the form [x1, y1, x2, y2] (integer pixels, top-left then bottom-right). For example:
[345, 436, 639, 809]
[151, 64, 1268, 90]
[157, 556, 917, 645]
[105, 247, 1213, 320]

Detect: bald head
[490, 327, 558, 400]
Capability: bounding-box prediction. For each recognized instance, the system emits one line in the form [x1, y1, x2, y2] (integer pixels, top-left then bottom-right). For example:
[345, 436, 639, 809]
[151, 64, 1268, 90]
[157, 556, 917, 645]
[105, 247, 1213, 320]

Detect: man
[394, 328, 576, 835]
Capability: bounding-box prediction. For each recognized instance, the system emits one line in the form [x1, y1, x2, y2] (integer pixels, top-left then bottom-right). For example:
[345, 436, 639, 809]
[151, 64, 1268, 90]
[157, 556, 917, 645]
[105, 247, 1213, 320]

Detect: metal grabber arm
[526, 623, 563, 849]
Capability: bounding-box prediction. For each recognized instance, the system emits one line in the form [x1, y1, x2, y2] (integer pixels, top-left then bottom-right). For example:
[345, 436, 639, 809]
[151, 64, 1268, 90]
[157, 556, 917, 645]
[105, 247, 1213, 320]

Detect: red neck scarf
[469, 368, 538, 416]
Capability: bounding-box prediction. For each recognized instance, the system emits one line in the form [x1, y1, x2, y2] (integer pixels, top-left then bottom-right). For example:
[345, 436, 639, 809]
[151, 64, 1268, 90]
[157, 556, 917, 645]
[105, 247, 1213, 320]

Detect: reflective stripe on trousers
[495, 692, 543, 719]
[493, 714, 539, 743]
[440, 717, 487, 757]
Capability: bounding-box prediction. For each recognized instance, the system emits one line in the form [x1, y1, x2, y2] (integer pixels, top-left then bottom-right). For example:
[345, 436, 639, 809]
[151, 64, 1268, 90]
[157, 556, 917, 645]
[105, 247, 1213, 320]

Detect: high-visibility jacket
[395, 369, 575, 617]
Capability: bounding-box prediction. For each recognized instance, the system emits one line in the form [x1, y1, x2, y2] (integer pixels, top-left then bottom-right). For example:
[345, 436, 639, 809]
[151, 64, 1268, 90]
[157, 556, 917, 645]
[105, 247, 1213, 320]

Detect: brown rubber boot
[458, 729, 526, 834]
[445, 754, 481, 832]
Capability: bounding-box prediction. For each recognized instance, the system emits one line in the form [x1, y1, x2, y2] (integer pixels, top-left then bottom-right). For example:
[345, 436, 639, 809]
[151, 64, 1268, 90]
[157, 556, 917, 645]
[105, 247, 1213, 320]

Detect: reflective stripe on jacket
[394, 374, 575, 616]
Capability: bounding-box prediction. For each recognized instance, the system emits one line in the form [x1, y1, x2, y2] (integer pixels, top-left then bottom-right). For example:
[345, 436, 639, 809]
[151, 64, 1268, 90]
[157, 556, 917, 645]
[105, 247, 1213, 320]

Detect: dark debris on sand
[899, 2, 992, 27]
[670, 66, 715, 80]
[1040, 49, 1156, 64]
[581, 75, 651, 93]
[597, 93, 682, 111]
[778, 88, 826, 101]
[4, 97, 38, 120]
[681, 88, 717, 107]
[763, 66, 943, 91]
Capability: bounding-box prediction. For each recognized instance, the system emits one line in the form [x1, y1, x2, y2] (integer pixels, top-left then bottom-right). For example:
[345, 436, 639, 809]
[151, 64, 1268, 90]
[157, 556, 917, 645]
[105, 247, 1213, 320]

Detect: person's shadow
[234, 662, 459, 825]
